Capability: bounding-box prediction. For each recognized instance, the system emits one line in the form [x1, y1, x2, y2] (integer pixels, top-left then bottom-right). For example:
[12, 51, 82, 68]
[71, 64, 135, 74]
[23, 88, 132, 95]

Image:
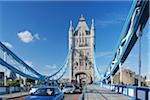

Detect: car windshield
[33, 86, 39, 88]
[33, 85, 44, 88]
[65, 85, 73, 88]
[33, 88, 55, 96]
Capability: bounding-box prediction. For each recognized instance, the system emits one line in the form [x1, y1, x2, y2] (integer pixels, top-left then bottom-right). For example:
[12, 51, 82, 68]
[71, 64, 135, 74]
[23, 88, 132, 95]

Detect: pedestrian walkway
[0, 92, 29, 99]
[83, 84, 133, 100]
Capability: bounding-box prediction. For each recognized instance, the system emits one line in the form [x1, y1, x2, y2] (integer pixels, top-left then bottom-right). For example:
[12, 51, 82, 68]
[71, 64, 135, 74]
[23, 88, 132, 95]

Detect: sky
[0, 1, 149, 79]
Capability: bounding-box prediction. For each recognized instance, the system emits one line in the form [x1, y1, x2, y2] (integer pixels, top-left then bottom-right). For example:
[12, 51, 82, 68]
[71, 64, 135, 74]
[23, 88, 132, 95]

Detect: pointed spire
[81, 14, 83, 18]
[91, 19, 94, 29]
[69, 20, 73, 37]
[91, 18, 95, 36]
[69, 20, 73, 30]
[80, 14, 85, 21]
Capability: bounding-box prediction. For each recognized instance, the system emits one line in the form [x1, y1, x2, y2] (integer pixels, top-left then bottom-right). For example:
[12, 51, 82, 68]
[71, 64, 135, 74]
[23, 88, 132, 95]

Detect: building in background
[0, 72, 4, 85]
[145, 80, 150, 87]
[113, 68, 146, 86]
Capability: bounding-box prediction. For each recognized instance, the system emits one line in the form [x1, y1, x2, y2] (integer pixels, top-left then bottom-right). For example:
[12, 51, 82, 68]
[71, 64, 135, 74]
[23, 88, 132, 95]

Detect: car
[62, 84, 75, 93]
[26, 86, 64, 100]
[29, 85, 45, 94]
[29, 85, 39, 94]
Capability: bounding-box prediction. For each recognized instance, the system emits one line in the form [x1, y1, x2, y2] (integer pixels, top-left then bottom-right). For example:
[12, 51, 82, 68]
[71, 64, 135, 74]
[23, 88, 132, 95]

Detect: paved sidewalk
[0, 92, 29, 99]
[84, 84, 133, 100]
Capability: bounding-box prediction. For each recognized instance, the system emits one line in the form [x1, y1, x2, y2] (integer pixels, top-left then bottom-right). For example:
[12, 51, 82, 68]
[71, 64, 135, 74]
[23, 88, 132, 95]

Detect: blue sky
[0, 1, 149, 79]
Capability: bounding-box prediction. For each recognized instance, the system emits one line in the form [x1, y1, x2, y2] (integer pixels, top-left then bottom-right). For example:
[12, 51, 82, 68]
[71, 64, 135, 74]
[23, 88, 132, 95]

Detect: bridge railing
[99, 82, 150, 100]
[0, 86, 30, 95]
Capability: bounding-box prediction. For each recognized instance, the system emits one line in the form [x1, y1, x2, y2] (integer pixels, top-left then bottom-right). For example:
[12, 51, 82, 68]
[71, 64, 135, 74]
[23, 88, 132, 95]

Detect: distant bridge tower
[69, 15, 95, 84]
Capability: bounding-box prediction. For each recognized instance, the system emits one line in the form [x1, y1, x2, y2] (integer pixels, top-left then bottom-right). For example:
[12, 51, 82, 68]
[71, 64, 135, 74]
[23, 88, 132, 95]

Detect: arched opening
[75, 72, 92, 84]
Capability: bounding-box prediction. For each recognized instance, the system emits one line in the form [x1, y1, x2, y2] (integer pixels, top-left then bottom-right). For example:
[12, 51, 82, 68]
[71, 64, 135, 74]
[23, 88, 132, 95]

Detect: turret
[90, 19, 95, 54]
[90, 19, 95, 36]
[69, 20, 73, 50]
[69, 20, 73, 37]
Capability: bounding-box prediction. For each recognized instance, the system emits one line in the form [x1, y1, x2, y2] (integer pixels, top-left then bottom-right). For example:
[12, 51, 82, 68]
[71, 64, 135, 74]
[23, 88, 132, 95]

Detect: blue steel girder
[47, 62, 68, 82]
[46, 49, 71, 80]
[45, 48, 72, 81]
[103, 0, 139, 78]
[0, 40, 71, 81]
[93, 50, 101, 82]
[0, 42, 43, 78]
[121, 0, 149, 63]
[103, 0, 149, 80]
[0, 57, 44, 81]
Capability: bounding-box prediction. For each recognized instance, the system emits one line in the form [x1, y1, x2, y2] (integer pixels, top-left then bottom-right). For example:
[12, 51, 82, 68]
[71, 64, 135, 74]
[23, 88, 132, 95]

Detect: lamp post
[138, 25, 143, 86]
[3, 52, 7, 86]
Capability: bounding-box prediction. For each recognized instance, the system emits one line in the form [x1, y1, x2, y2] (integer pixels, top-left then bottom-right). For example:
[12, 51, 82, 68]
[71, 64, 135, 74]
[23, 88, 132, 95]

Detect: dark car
[26, 86, 64, 100]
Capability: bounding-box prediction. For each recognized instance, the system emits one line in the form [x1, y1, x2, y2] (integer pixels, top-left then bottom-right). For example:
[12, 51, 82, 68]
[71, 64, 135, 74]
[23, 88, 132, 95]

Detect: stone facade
[113, 68, 146, 86]
[69, 15, 95, 84]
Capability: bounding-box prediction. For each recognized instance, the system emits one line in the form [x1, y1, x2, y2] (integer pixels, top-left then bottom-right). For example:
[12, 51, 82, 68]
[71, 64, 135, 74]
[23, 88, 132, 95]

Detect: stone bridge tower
[69, 15, 95, 84]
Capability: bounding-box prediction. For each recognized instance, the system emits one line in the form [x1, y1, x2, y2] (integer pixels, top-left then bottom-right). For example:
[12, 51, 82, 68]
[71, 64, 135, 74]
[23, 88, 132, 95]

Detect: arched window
[85, 38, 87, 45]
[79, 32, 81, 36]
[80, 61, 82, 66]
[80, 51, 83, 57]
[76, 62, 78, 66]
[85, 30, 90, 35]
[76, 39, 78, 47]
[86, 38, 89, 46]
[82, 32, 84, 36]
[86, 63, 88, 66]
[82, 38, 84, 44]
[74, 30, 78, 36]
[74, 66, 77, 69]
[89, 61, 92, 65]
[87, 52, 89, 56]
[74, 52, 76, 56]
[79, 38, 81, 43]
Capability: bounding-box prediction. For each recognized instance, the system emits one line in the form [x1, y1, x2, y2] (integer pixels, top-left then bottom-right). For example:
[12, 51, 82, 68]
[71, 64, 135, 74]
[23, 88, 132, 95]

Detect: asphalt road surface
[64, 93, 81, 100]
[8, 93, 81, 100]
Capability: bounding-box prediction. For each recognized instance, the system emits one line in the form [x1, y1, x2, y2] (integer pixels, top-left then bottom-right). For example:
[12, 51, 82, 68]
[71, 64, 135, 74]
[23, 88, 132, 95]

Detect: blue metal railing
[99, 83, 150, 100]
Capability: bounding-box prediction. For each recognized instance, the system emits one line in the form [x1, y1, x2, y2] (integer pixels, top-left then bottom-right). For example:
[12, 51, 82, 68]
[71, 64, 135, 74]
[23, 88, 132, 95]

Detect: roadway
[7, 93, 81, 100]
[83, 84, 133, 100]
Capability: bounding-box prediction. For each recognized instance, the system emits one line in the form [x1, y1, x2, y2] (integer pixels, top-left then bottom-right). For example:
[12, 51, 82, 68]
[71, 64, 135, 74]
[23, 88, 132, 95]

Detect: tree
[26, 78, 35, 84]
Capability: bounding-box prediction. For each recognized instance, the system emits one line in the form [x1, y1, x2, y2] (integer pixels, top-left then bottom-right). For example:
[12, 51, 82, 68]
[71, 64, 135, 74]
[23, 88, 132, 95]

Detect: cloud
[2, 42, 13, 48]
[43, 38, 47, 41]
[97, 20, 120, 27]
[25, 61, 33, 67]
[17, 30, 44, 43]
[34, 33, 40, 40]
[45, 64, 58, 70]
[96, 51, 112, 58]
[17, 31, 34, 43]
[96, 12, 126, 28]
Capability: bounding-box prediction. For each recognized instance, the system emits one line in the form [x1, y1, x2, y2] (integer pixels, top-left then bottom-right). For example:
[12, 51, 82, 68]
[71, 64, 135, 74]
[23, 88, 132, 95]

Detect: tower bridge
[0, 0, 149, 99]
